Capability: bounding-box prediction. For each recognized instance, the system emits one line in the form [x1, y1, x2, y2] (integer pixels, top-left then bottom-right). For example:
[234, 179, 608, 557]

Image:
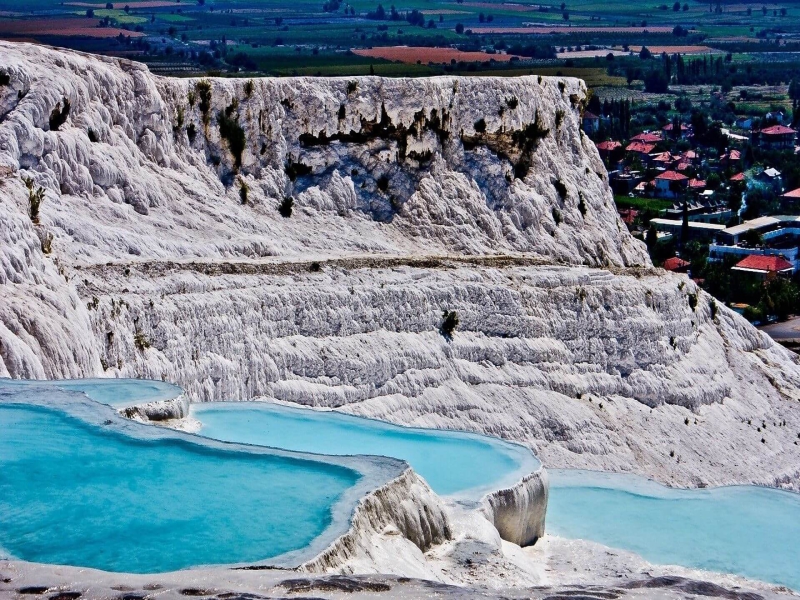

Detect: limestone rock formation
[1, 41, 799, 501]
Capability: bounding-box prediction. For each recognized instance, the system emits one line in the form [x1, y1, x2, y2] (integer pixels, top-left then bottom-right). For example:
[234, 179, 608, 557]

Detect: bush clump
[195, 79, 212, 124]
[511, 113, 550, 179]
[279, 196, 294, 218]
[552, 207, 562, 225]
[24, 177, 45, 224]
[440, 309, 459, 339]
[506, 96, 518, 109]
[49, 97, 70, 131]
[174, 106, 184, 132]
[688, 293, 698, 311]
[218, 107, 246, 169]
[244, 79, 255, 97]
[134, 331, 151, 351]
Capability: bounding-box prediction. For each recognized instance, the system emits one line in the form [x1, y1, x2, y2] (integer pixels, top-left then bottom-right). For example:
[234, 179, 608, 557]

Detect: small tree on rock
[440, 310, 459, 339]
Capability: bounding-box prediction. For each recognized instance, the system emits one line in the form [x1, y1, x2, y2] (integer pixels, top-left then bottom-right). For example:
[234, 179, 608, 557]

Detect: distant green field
[2, 0, 799, 83]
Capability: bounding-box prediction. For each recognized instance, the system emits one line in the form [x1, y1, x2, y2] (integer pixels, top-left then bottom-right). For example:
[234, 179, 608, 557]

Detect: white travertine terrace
[1, 41, 800, 589]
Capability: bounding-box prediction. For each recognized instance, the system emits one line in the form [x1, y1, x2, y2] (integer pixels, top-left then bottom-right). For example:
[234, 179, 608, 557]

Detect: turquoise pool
[0, 377, 181, 408]
[191, 402, 540, 499]
[0, 385, 402, 574]
[3, 378, 799, 591]
[192, 403, 800, 591]
[548, 470, 800, 591]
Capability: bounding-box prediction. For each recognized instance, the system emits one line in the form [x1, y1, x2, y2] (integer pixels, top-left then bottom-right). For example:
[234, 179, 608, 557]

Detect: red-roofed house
[631, 132, 662, 143]
[651, 151, 676, 167]
[596, 140, 621, 159]
[681, 150, 699, 165]
[732, 255, 794, 280]
[654, 170, 689, 198]
[675, 162, 691, 172]
[582, 111, 600, 134]
[756, 125, 796, 150]
[782, 187, 800, 208]
[730, 172, 745, 183]
[720, 149, 740, 167]
[663, 257, 690, 273]
[626, 141, 656, 162]
[688, 178, 706, 190]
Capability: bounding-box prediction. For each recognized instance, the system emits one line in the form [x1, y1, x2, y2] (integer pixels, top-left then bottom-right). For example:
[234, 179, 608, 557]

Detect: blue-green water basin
[0, 386, 403, 574]
[3, 378, 800, 592]
[547, 470, 800, 591]
[0, 377, 181, 408]
[191, 402, 800, 591]
[191, 402, 540, 499]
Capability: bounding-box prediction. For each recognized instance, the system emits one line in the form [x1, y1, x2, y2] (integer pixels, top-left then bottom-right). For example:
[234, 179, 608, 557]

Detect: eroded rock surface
[1, 44, 800, 593]
[1, 42, 798, 494]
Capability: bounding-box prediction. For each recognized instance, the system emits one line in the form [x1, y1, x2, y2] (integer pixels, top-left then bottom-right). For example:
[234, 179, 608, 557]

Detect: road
[760, 315, 800, 341]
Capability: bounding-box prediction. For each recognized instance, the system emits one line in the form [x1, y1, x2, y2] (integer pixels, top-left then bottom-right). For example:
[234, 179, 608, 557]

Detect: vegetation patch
[134, 331, 151, 351]
[195, 79, 212, 125]
[440, 309, 459, 339]
[279, 196, 294, 218]
[217, 104, 246, 169]
[49, 97, 70, 131]
[24, 177, 45, 224]
[173, 106, 184, 133]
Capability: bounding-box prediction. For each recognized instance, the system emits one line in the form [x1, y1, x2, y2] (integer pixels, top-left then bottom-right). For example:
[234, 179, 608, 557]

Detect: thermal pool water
[2, 379, 799, 592]
[0, 383, 402, 573]
[191, 402, 539, 499]
[548, 470, 800, 591]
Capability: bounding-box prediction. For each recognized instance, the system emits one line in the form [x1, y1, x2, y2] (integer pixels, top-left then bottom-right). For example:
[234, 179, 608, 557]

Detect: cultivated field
[353, 46, 519, 64]
[0, 17, 145, 37]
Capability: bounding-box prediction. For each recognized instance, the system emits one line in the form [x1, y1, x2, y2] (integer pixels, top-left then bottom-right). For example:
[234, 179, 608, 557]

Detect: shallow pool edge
[0, 385, 416, 573]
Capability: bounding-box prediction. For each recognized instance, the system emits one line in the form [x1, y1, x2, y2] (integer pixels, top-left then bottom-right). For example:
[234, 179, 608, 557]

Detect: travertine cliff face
[1, 42, 799, 496]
